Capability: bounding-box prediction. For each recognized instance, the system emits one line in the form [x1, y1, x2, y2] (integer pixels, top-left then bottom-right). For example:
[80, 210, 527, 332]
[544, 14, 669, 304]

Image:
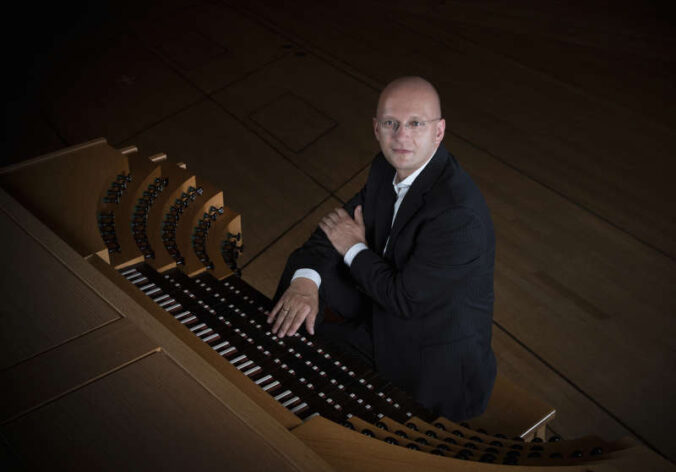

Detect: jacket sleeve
[348, 206, 484, 319]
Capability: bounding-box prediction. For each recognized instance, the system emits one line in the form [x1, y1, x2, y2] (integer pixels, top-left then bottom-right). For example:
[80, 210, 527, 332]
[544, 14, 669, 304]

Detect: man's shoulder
[428, 149, 490, 216]
[429, 150, 472, 197]
[364, 151, 395, 189]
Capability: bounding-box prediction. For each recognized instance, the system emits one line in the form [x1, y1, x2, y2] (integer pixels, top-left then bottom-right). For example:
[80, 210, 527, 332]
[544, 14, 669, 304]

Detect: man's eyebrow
[378, 115, 426, 120]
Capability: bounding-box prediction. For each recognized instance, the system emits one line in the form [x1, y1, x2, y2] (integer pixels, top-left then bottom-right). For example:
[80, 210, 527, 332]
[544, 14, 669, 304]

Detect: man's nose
[393, 123, 411, 138]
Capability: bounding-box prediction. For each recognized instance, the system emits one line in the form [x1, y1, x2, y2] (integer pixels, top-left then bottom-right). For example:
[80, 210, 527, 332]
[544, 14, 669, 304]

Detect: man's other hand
[319, 205, 366, 256]
[267, 277, 319, 338]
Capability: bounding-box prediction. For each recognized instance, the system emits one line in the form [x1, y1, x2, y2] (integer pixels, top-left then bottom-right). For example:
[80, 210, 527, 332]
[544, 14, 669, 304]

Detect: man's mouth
[392, 148, 412, 154]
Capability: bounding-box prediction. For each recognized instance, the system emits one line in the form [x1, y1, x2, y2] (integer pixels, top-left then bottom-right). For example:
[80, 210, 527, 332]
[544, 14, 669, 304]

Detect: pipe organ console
[0, 139, 671, 471]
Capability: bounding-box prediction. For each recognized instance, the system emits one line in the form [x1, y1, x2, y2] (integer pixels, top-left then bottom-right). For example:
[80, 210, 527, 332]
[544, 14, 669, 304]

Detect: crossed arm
[267, 203, 485, 336]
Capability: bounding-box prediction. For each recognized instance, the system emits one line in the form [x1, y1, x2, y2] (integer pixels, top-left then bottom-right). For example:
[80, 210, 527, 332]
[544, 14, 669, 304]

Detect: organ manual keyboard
[0, 139, 672, 471]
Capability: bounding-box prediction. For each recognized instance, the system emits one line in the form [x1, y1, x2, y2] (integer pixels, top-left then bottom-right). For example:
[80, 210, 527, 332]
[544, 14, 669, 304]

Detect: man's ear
[373, 117, 381, 142]
[435, 118, 446, 144]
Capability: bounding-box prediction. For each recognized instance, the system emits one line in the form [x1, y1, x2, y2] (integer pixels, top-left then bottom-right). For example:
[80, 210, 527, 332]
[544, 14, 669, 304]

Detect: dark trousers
[274, 260, 375, 368]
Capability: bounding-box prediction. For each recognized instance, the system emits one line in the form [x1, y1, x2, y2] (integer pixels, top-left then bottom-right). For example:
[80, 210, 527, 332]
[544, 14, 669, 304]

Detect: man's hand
[267, 277, 319, 338]
[319, 205, 366, 256]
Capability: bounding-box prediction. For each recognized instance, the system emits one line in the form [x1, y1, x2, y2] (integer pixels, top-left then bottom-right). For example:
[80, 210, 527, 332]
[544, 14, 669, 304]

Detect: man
[267, 76, 496, 421]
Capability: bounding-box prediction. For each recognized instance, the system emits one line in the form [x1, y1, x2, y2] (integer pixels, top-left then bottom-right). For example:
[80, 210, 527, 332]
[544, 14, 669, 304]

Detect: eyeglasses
[376, 118, 441, 134]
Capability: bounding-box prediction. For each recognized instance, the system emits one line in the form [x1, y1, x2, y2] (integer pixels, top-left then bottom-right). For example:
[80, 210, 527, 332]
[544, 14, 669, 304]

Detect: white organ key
[290, 402, 309, 414]
[219, 346, 236, 356]
[212, 340, 229, 351]
[195, 327, 213, 338]
[158, 298, 175, 308]
[174, 310, 190, 320]
[236, 360, 254, 370]
[243, 365, 261, 376]
[139, 283, 155, 291]
[189, 323, 207, 332]
[165, 303, 181, 312]
[273, 390, 292, 401]
[254, 375, 272, 385]
[153, 294, 169, 303]
[120, 268, 138, 277]
[281, 396, 300, 408]
[202, 333, 219, 343]
[180, 315, 197, 324]
[230, 354, 247, 365]
[262, 380, 280, 391]
[145, 287, 161, 296]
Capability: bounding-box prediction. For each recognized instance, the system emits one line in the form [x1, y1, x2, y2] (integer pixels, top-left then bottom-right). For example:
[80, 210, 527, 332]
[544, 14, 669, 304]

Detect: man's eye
[383, 120, 396, 128]
[408, 120, 423, 127]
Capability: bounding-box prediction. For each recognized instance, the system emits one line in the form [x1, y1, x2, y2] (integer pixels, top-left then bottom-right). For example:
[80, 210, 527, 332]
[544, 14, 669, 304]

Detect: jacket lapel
[373, 168, 396, 255]
[385, 145, 449, 258]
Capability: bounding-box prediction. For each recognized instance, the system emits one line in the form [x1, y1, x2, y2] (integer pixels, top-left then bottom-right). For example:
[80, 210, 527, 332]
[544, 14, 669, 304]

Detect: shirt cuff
[291, 268, 322, 289]
[343, 242, 368, 267]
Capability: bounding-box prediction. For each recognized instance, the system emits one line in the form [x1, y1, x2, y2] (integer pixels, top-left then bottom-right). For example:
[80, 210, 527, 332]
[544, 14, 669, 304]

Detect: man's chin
[385, 153, 412, 168]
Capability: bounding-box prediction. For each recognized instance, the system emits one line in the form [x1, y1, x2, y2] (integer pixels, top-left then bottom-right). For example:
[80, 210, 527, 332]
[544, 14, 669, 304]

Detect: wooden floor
[2, 0, 675, 464]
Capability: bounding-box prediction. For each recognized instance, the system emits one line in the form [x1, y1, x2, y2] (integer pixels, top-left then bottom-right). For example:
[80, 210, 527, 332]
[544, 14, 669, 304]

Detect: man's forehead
[376, 80, 441, 118]
[379, 111, 427, 120]
[377, 92, 439, 118]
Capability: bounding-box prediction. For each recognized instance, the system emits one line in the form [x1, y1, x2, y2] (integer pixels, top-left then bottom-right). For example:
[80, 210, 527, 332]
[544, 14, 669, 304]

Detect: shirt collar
[392, 150, 436, 192]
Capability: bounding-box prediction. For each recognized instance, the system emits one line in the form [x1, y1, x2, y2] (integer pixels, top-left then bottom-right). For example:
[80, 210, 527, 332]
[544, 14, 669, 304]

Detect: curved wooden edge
[360, 415, 615, 465]
[292, 416, 611, 472]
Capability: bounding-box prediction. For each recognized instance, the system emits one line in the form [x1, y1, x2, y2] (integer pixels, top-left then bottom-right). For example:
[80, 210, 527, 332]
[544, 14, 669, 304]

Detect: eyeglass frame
[375, 117, 443, 133]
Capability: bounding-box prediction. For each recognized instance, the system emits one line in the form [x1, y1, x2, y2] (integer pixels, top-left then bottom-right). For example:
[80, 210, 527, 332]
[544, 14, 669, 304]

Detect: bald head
[376, 76, 441, 119]
[373, 76, 446, 180]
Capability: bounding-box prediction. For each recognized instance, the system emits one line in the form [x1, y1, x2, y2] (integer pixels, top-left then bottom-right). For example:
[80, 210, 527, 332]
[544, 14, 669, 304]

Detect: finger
[268, 297, 286, 323]
[279, 307, 301, 338]
[272, 306, 290, 333]
[326, 211, 342, 224]
[354, 205, 364, 227]
[334, 208, 349, 219]
[320, 216, 333, 229]
[318, 220, 331, 235]
[304, 307, 317, 335]
[288, 305, 309, 336]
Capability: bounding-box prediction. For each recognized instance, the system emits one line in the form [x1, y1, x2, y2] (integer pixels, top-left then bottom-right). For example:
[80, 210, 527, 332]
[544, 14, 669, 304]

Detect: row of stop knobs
[98, 172, 133, 253]
[192, 206, 226, 269]
[161, 186, 204, 265]
[133, 177, 169, 259]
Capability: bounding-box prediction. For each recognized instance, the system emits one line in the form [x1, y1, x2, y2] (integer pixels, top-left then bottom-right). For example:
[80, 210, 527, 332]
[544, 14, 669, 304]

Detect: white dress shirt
[291, 152, 436, 289]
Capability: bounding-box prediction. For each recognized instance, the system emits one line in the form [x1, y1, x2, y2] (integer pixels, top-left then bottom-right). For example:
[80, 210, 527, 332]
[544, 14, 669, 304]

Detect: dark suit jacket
[284, 144, 496, 421]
